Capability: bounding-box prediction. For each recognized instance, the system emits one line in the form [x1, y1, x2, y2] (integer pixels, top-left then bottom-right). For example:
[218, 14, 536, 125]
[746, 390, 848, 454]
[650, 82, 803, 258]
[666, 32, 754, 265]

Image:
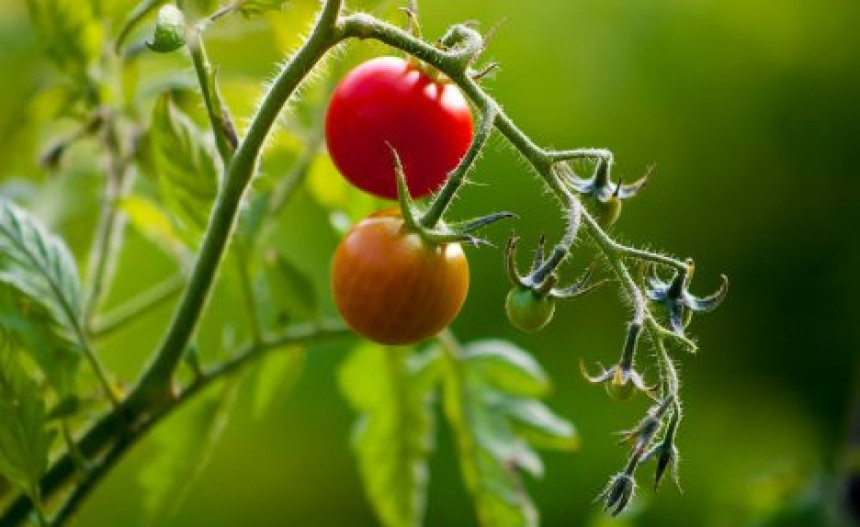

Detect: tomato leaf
[442, 339, 578, 527]
[237, 0, 289, 18]
[461, 340, 550, 397]
[250, 346, 305, 420]
[261, 251, 318, 321]
[119, 195, 190, 262]
[339, 344, 441, 527]
[148, 93, 220, 247]
[139, 380, 237, 523]
[0, 344, 56, 499]
[0, 199, 82, 395]
[26, 0, 102, 82]
[499, 398, 579, 452]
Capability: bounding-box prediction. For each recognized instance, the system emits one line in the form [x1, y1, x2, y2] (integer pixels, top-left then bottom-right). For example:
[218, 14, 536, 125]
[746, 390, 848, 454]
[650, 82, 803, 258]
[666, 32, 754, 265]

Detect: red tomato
[325, 57, 475, 199]
[331, 210, 470, 345]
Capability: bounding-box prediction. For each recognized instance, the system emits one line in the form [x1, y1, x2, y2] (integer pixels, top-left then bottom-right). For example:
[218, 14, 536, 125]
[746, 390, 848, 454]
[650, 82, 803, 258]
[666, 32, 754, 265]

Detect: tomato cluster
[325, 57, 478, 345]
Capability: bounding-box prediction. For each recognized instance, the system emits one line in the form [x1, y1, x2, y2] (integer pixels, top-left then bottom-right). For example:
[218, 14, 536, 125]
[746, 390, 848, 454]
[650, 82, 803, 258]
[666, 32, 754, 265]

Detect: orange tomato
[331, 210, 469, 345]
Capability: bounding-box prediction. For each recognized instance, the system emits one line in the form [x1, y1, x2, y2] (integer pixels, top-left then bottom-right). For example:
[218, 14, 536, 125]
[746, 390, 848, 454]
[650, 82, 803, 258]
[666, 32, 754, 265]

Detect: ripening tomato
[325, 56, 475, 200]
[331, 210, 470, 345]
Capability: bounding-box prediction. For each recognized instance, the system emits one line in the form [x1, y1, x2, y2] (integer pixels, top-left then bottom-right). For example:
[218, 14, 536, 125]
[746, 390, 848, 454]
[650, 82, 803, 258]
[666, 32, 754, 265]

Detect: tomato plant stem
[5, 2, 709, 522]
[421, 107, 497, 228]
[188, 28, 237, 162]
[131, 0, 344, 405]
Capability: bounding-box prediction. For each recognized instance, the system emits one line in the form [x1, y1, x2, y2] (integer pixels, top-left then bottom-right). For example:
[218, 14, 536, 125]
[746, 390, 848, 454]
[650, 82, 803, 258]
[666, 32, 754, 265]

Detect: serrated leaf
[0, 199, 82, 395]
[250, 346, 304, 420]
[139, 380, 237, 522]
[0, 344, 56, 498]
[147, 5, 186, 53]
[461, 340, 550, 397]
[262, 251, 317, 320]
[148, 93, 220, 246]
[500, 398, 579, 452]
[339, 345, 440, 527]
[443, 366, 539, 527]
[27, 0, 102, 82]
[442, 339, 578, 527]
[237, 0, 289, 18]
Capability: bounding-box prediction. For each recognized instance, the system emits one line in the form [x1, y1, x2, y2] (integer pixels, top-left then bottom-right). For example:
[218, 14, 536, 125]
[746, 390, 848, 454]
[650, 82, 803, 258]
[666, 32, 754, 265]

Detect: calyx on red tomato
[325, 56, 475, 200]
[331, 209, 470, 345]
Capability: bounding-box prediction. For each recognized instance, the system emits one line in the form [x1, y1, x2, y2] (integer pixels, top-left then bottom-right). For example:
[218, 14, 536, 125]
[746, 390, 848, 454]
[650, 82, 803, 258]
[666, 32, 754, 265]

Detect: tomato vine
[0, 1, 727, 525]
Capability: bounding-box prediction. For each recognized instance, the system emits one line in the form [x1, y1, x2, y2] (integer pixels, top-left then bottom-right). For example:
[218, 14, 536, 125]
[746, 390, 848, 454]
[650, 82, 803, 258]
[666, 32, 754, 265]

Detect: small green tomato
[594, 196, 622, 228]
[505, 286, 555, 332]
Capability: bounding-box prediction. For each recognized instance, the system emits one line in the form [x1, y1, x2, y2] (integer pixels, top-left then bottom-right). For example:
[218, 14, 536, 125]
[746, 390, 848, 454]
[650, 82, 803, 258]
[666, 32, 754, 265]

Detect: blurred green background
[1, 0, 858, 525]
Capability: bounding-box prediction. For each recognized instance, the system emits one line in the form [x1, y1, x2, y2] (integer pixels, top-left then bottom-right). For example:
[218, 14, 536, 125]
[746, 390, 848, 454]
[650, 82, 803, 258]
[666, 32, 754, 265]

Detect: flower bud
[148, 5, 186, 54]
[598, 472, 636, 516]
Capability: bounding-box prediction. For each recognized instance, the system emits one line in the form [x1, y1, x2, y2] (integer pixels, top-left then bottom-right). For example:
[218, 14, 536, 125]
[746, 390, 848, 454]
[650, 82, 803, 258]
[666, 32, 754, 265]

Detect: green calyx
[558, 158, 648, 228]
[501, 233, 604, 332]
[388, 145, 513, 247]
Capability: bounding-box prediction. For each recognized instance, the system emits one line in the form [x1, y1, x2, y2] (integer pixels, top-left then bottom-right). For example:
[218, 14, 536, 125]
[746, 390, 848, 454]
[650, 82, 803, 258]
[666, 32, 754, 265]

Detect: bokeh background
[1, 0, 858, 525]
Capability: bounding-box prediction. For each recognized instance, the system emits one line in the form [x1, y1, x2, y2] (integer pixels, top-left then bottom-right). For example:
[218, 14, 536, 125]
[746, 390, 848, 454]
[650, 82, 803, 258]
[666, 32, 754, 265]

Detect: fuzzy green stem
[188, 29, 237, 162]
[420, 106, 497, 228]
[131, 0, 344, 404]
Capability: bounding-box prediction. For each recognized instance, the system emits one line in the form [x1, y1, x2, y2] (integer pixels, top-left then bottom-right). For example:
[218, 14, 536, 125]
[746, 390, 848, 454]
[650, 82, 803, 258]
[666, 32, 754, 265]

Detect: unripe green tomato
[606, 369, 634, 400]
[505, 286, 555, 332]
[593, 197, 622, 228]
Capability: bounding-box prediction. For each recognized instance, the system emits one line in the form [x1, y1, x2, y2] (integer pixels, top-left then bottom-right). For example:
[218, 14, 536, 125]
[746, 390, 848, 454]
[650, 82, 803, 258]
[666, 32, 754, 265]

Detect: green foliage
[442, 339, 578, 527]
[460, 340, 550, 398]
[261, 251, 317, 321]
[139, 381, 237, 522]
[0, 343, 56, 499]
[118, 195, 189, 261]
[0, 199, 82, 395]
[339, 344, 441, 527]
[251, 347, 305, 420]
[147, 93, 220, 246]
[306, 153, 380, 233]
[237, 0, 290, 18]
[25, 0, 101, 81]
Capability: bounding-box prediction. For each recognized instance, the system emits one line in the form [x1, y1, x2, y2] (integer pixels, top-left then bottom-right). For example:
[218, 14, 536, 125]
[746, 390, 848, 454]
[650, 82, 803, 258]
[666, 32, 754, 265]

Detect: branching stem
[5, 2, 706, 523]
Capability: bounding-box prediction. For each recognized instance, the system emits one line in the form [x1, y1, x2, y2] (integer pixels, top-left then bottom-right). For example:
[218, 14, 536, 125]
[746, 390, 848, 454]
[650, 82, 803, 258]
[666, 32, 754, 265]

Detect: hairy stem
[188, 29, 237, 162]
[420, 106, 497, 228]
[5, 4, 703, 524]
[132, 0, 344, 403]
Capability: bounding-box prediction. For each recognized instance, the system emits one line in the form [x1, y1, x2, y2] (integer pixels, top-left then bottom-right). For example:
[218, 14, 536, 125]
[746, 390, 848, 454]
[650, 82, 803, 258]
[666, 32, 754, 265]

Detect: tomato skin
[331, 210, 470, 345]
[505, 286, 556, 332]
[325, 57, 475, 199]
